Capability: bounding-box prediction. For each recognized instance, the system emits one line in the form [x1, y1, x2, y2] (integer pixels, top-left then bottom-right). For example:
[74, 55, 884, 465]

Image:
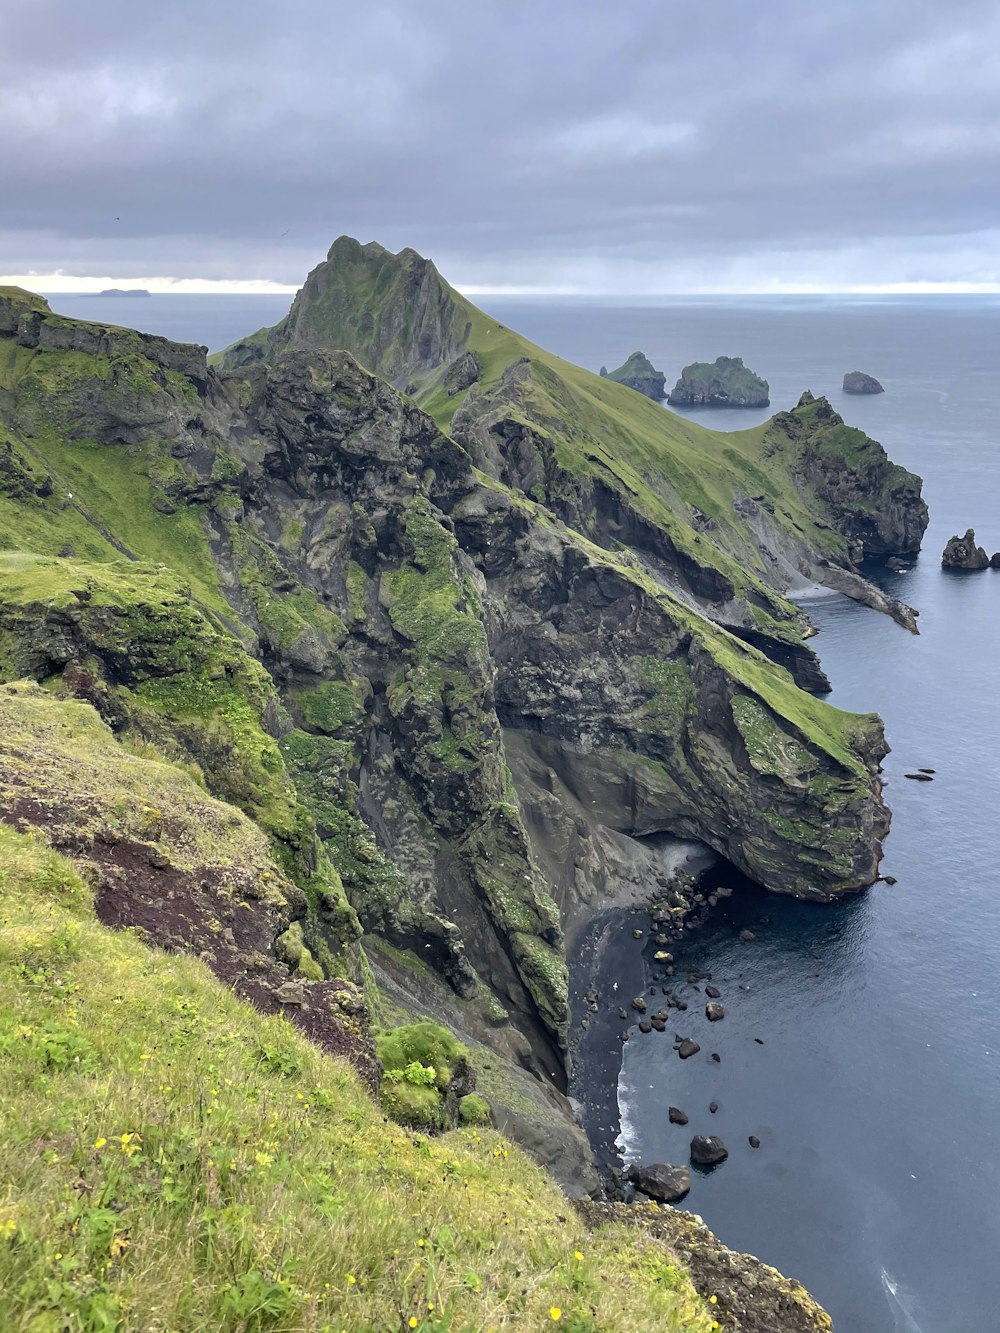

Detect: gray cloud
[3, 0, 1000, 288]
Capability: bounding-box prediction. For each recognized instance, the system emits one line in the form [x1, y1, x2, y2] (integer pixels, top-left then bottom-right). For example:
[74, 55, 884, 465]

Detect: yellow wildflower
[409, 1320, 418, 1329]
[93, 1137, 107, 1150]
[346, 1275, 356, 1285]
[574, 1250, 584, 1261]
[549, 1309, 562, 1322]
[710, 1295, 718, 1304]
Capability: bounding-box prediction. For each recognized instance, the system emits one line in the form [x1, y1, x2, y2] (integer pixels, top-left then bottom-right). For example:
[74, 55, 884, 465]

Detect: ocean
[43, 289, 1000, 1331]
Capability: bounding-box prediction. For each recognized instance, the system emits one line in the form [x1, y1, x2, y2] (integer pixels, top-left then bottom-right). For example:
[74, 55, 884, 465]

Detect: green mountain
[0, 249, 923, 1327]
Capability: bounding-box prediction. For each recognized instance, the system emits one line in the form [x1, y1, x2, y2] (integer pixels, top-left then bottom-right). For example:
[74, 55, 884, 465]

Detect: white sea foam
[614, 1057, 640, 1165]
[880, 1270, 927, 1333]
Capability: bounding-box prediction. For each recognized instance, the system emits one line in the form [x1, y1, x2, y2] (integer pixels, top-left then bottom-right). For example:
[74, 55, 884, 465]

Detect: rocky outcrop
[768, 392, 928, 560]
[668, 356, 769, 408]
[443, 349, 481, 396]
[942, 529, 990, 569]
[843, 370, 884, 395]
[600, 350, 666, 400]
[626, 1162, 690, 1202]
[578, 1200, 834, 1332]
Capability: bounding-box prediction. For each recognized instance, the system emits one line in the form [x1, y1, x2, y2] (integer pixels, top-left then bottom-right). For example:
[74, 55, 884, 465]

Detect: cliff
[0, 267, 918, 1325]
[600, 349, 667, 399]
[668, 356, 770, 408]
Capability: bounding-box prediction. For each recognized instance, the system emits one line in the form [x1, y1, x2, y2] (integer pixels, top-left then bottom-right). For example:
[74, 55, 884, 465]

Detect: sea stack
[600, 350, 666, 400]
[843, 370, 884, 395]
[667, 356, 769, 408]
[941, 529, 990, 570]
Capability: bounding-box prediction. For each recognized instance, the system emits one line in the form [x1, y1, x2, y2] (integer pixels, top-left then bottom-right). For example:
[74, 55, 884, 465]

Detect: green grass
[0, 823, 715, 1332]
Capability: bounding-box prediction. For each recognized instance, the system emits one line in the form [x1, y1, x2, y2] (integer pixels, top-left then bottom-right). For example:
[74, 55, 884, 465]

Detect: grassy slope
[412, 298, 847, 608]
[0, 821, 714, 1333]
[0, 334, 231, 624]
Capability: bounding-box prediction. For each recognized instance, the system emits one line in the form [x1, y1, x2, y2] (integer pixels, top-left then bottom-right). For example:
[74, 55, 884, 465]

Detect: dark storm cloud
[3, 0, 1000, 287]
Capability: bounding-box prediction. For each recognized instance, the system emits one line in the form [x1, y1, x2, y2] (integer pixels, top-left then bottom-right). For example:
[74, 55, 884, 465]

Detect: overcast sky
[3, 0, 1000, 292]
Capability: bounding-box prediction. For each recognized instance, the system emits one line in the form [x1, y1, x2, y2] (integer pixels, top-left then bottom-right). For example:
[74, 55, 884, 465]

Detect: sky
[3, 0, 1000, 294]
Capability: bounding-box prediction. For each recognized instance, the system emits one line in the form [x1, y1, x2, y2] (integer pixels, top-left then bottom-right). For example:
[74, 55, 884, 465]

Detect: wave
[614, 1058, 640, 1164]
[880, 1269, 927, 1333]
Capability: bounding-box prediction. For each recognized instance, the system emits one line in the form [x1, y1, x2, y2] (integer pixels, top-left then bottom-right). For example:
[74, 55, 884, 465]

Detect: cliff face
[0, 269, 925, 1234]
[668, 355, 770, 408]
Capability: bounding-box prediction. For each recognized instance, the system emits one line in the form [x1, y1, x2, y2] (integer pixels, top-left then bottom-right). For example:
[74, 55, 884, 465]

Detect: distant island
[843, 370, 884, 395]
[599, 350, 666, 400]
[667, 355, 769, 408]
[86, 288, 152, 298]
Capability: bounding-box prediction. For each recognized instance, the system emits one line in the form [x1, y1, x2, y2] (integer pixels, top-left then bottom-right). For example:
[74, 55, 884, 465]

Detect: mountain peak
[219, 235, 470, 385]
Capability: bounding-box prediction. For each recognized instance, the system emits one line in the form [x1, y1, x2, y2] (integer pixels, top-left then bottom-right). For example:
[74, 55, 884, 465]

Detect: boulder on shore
[668, 356, 769, 408]
[600, 350, 667, 401]
[843, 370, 884, 395]
[942, 529, 990, 570]
[626, 1161, 691, 1203]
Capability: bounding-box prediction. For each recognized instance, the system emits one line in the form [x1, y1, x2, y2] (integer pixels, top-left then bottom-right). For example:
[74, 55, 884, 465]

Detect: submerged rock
[843, 370, 884, 395]
[690, 1135, 728, 1166]
[600, 350, 666, 400]
[626, 1161, 691, 1203]
[668, 356, 769, 408]
[942, 529, 990, 570]
[678, 1038, 701, 1059]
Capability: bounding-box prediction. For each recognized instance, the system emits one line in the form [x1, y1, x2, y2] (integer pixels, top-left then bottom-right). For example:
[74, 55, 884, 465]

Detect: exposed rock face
[443, 349, 481, 396]
[577, 1201, 834, 1332]
[626, 1162, 691, 1202]
[769, 391, 929, 560]
[668, 356, 769, 408]
[942, 529, 990, 570]
[600, 350, 666, 400]
[843, 370, 884, 395]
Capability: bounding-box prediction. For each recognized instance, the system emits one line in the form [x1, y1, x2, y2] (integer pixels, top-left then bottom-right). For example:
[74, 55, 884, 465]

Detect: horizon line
[6, 274, 1000, 298]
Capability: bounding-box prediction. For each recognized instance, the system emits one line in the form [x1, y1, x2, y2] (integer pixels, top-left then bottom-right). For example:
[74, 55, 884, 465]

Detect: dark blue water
[46, 292, 1000, 1329]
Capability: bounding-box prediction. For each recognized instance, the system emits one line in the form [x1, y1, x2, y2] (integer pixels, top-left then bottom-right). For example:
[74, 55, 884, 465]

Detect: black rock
[918, 768, 936, 774]
[618, 1007, 628, 1020]
[651, 1017, 667, 1032]
[678, 1039, 701, 1059]
[705, 985, 721, 999]
[706, 1002, 725, 1022]
[711, 1053, 721, 1063]
[843, 370, 884, 395]
[754, 1037, 765, 1046]
[690, 1135, 728, 1166]
[638, 1020, 652, 1034]
[709, 1100, 719, 1114]
[668, 1106, 689, 1125]
[882, 875, 898, 885]
[632, 996, 647, 1013]
[942, 529, 989, 570]
[749, 1135, 761, 1149]
[904, 772, 933, 781]
[626, 1162, 691, 1203]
